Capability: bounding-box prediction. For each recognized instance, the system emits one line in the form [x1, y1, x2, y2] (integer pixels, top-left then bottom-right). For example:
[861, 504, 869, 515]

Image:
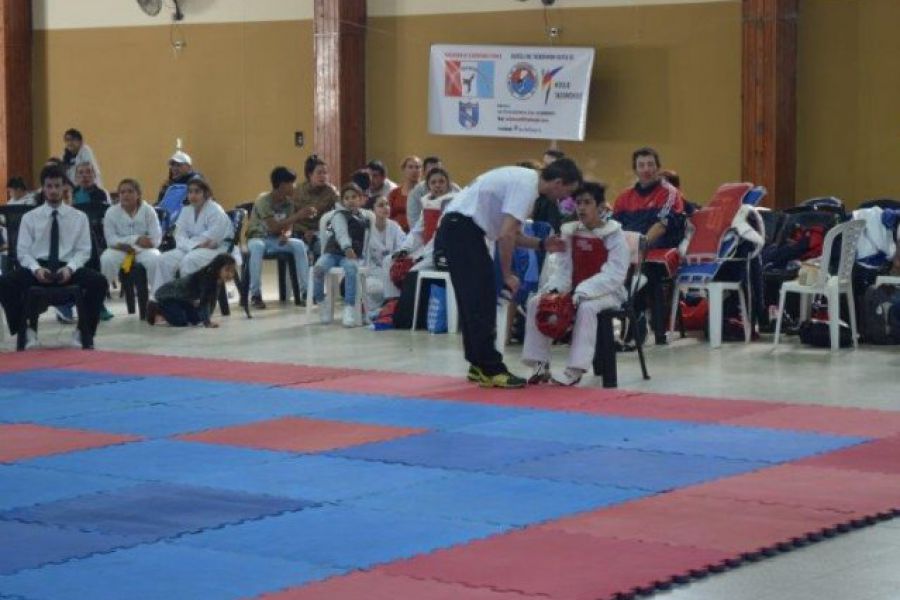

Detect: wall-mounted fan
[136, 0, 162, 17]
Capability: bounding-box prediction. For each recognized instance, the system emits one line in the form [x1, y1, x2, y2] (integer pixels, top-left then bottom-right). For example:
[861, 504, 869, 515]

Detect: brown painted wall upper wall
[797, 0, 900, 206]
[366, 2, 742, 203]
[32, 20, 314, 205]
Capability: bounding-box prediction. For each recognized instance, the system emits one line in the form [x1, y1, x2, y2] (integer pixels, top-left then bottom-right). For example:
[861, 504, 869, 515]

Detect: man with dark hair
[613, 146, 686, 345]
[6, 177, 30, 206]
[366, 160, 397, 205]
[531, 149, 568, 233]
[406, 156, 462, 229]
[435, 158, 582, 388]
[245, 166, 317, 309]
[0, 165, 108, 349]
[543, 148, 565, 164]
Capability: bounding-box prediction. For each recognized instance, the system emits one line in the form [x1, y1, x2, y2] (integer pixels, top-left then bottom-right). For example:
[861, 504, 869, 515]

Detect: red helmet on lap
[390, 256, 415, 287]
[536, 292, 575, 340]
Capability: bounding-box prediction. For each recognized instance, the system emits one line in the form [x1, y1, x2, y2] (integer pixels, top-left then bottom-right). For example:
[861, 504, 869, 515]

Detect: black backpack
[861, 285, 900, 344]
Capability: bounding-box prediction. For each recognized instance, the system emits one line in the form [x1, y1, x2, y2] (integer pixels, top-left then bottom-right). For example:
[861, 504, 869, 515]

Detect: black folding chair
[592, 233, 651, 388]
[238, 201, 305, 306]
[0, 205, 35, 273]
[216, 208, 250, 318]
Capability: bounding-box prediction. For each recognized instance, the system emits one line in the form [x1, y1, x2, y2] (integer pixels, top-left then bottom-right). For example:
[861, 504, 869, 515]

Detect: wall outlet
[294, 131, 304, 147]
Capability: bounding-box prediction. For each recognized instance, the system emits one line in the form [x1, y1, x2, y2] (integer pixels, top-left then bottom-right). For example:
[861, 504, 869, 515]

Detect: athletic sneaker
[99, 305, 114, 321]
[551, 367, 584, 387]
[342, 305, 358, 328]
[55, 304, 75, 324]
[25, 328, 38, 350]
[527, 362, 551, 385]
[251, 295, 267, 310]
[467, 365, 487, 384]
[480, 371, 527, 389]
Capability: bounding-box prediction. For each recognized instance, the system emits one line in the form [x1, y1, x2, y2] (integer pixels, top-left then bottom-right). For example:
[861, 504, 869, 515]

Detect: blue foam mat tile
[0, 520, 137, 576]
[0, 541, 340, 600]
[348, 471, 649, 527]
[48, 377, 246, 405]
[329, 431, 583, 471]
[0, 392, 149, 425]
[0, 370, 143, 392]
[1, 481, 313, 541]
[615, 423, 869, 463]
[312, 397, 534, 430]
[45, 404, 276, 438]
[181, 454, 453, 502]
[0, 465, 135, 512]
[159, 386, 379, 417]
[457, 411, 699, 446]
[20, 439, 295, 482]
[499, 446, 770, 491]
[175, 504, 504, 570]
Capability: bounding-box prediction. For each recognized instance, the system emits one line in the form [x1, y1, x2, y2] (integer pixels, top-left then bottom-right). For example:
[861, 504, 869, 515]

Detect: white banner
[428, 44, 595, 141]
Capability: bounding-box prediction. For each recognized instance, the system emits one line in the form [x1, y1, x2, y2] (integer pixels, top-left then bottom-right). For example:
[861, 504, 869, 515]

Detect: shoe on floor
[527, 362, 551, 385]
[467, 365, 487, 384]
[480, 371, 527, 389]
[55, 305, 76, 324]
[341, 305, 359, 328]
[251, 295, 267, 310]
[551, 367, 584, 387]
[99, 305, 114, 321]
[70, 330, 82, 349]
[25, 328, 39, 350]
[146, 301, 160, 325]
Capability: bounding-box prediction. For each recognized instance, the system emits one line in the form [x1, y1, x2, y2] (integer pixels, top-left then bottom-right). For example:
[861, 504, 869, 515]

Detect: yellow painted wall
[32, 20, 314, 205]
[797, 0, 900, 206]
[366, 2, 742, 203]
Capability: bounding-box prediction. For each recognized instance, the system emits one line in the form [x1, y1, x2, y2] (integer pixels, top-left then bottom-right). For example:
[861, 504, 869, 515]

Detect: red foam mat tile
[378, 527, 728, 600]
[578, 392, 786, 424]
[257, 571, 534, 600]
[291, 372, 472, 397]
[726, 405, 900, 438]
[177, 416, 425, 453]
[795, 436, 900, 475]
[425, 385, 635, 411]
[684, 464, 900, 514]
[544, 491, 847, 554]
[0, 424, 139, 463]
[0, 349, 98, 372]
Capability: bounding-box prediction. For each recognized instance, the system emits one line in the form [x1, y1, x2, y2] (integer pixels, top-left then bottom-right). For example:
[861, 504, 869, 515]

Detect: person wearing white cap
[157, 150, 197, 203]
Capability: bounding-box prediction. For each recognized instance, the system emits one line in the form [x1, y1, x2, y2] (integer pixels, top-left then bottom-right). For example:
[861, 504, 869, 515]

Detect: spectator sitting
[0, 164, 108, 349]
[147, 253, 236, 328]
[313, 183, 370, 327]
[405, 156, 462, 230]
[7, 177, 31, 206]
[366, 159, 397, 207]
[292, 154, 339, 255]
[246, 166, 317, 309]
[62, 129, 103, 188]
[157, 150, 197, 203]
[150, 177, 232, 296]
[99, 178, 162, 288]
[72, 162, 110, 206]
[387, 156, 422, 232]
[613, 146, 686, 345]
[364, 195, 406, 311]
[522, 181, 629, 386]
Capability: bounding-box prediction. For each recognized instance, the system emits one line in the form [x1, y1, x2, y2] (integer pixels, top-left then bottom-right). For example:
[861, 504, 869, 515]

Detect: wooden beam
[742, 0, 798, 210]
[314, 0, 366, 186]
[0, 0, 31, 193]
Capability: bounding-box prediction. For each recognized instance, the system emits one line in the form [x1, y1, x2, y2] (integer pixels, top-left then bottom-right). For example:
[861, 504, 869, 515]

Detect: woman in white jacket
[100, 179, 162, 284]
[523, 182, 630, 386]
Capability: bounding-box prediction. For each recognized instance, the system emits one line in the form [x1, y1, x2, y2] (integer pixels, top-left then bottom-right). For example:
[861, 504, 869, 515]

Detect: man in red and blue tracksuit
[613, 147, 686, 345]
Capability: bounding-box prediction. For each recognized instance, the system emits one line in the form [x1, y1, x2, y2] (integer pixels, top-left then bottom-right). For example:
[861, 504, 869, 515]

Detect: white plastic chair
[308, 265, 368, 324]
[411, 270, 459, 333]
[773, 219, 866, 351]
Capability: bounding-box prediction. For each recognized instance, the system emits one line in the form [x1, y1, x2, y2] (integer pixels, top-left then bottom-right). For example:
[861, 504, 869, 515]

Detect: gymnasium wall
[31, 0, 744, 206]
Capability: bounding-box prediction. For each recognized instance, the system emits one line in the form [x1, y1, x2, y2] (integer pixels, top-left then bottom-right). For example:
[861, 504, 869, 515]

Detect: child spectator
[147, 253, 236, 328]
[522, 181, 629, 386]
[314, 183, 370, 327]
[364, 196, 405, 311]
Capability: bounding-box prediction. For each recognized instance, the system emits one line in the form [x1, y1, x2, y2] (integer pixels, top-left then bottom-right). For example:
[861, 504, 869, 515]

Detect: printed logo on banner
[507, 62, 537, 100]
[445, 61, 495, 98]
[541, 66, 564, 104]
[458, 101, 480, 129]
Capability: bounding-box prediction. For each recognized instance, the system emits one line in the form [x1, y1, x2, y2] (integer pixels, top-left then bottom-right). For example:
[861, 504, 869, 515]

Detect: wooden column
[0, 0, 31, 192]
[314, 0, 366, 186]
[742, 0, 798, 210]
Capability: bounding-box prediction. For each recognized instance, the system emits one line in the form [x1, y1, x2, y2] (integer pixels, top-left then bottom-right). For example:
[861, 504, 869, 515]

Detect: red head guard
[390, 256, 415, 287]
[536, 292, 575, 340]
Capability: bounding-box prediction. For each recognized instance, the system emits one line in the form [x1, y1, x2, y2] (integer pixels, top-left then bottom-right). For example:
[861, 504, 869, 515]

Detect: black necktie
[48, 209, 60, 272]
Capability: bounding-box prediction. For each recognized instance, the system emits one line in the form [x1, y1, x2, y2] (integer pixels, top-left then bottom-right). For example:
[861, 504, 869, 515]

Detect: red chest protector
[571, 232, 608, 288]
[422, 207, 441, 244]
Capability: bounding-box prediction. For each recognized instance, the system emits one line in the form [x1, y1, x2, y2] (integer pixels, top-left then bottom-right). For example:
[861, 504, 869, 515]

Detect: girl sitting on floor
[146, 253, 236, 328]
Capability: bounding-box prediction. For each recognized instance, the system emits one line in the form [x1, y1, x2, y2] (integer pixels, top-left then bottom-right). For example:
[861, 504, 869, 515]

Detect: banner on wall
[428, 44, 595, 141]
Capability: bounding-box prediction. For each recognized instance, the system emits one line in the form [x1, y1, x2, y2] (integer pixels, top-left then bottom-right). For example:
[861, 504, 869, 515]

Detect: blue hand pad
[0, 541, 340, 600]
[175, 504, 503, 570]
[330, 431, 582, 471]
[0, 464, 134, 511]
[0, 369, 142, 392]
